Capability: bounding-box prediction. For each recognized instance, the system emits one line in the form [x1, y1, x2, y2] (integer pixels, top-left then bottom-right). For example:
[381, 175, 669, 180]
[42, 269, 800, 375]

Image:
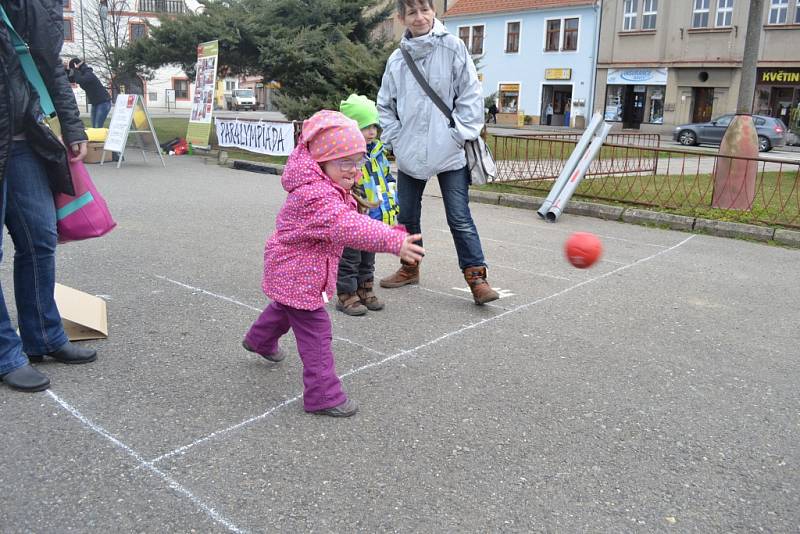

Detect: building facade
[595, 0, 800, 132]
[61, 0, 202, 111]
[443, 0, 600, 127]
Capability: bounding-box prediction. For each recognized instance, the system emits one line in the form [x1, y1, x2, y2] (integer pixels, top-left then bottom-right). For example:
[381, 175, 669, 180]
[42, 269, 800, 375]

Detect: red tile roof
[444, 0, 595, 18]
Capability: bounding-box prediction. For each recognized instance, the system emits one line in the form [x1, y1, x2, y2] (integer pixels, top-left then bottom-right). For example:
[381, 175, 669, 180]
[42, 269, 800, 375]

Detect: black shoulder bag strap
[400, 47, 455, 129]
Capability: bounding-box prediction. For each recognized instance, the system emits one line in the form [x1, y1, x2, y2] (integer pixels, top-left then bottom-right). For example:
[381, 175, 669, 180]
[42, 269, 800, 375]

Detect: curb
[470, 189, 800, 249]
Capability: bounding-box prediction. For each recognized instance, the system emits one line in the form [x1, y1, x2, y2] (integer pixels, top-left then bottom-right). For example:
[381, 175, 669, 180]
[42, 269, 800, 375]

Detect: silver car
[673, 114, 787, 152]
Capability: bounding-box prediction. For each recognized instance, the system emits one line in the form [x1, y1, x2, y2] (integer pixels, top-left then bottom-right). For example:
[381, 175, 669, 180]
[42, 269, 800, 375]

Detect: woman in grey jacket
[377, 0, 499, 305]
[0, 0, 97, 393]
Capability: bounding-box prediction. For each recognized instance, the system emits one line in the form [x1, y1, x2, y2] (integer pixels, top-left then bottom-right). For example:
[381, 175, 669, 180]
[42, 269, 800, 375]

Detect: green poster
[186, 40, 219, 148]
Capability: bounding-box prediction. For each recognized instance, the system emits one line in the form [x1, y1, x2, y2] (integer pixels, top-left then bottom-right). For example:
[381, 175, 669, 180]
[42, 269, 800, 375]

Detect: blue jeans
[91, 101, 112, 128]
[0, 142, 68, 375]
[397, 166, 486, 271]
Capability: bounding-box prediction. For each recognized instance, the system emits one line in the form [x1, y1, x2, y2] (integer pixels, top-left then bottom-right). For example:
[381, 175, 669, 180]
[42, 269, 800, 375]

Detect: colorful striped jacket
[354, 140, 399, 226]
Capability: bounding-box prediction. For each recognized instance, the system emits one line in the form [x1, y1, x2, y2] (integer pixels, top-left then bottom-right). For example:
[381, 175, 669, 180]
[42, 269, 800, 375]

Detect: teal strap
[0, 4, 56, 116]
[57, 191, 94, 219]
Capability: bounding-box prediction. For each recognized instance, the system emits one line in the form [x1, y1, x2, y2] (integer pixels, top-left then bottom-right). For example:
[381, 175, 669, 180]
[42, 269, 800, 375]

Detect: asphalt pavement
[1, 154, 798, 532]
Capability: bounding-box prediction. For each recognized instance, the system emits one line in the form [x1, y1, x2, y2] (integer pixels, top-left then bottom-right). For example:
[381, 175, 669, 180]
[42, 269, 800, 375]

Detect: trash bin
[575, 115, 586, 129]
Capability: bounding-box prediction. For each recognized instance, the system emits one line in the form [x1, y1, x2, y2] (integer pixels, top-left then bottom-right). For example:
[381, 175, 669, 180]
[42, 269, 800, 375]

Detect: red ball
[565, 232, 603, 269]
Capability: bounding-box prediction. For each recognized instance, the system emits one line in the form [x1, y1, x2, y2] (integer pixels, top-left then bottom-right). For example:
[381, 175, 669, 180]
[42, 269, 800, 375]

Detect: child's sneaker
[242, 339, 286, 362]
[336, 293, 368, 316]
[356, 280, 384, 311]
[306, 398, 358, 417]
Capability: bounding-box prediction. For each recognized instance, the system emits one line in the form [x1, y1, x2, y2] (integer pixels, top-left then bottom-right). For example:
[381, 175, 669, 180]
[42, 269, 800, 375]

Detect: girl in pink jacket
[243, 110, 424, 418]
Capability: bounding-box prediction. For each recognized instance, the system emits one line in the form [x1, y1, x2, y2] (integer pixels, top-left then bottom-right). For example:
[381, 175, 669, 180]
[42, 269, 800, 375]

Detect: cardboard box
[84, 142, 113, 164]
[54, 284, 108, 340]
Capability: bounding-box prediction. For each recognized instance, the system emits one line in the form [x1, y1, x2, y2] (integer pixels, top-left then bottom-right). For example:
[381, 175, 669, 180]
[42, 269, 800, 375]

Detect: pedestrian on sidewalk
[488, 102, 498, 124]
[545, 102, 553, 126]
[376, 0, 500, 305]
[0, 0, 98, 393]
[67, 58, 111, 128]
[243, 110, 424, 418]
[335, 94, 399, 316]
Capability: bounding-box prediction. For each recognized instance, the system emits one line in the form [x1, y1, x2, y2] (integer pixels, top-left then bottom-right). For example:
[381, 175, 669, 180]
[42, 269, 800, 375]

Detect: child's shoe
[242, 339, 286, 362]
[336, 293, 368, 316]
[356, 280, 384, 311]
[306, 398, 358, 417]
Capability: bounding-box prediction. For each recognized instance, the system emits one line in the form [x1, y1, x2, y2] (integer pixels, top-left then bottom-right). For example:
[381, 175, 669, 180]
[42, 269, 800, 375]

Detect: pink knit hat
[302, 110, 366, 163]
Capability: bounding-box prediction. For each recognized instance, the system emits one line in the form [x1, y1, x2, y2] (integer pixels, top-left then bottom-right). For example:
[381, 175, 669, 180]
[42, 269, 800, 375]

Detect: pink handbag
[55, 160, 117, 243]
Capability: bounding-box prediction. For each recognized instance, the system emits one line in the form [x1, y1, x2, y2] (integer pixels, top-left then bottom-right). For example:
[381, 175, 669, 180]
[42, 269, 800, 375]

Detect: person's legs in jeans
[437, 166, 486, 270]
[90, 104, 99, 129]
[358, 252, 376, 284]
[245, 301, 291, 355]
[285, 306, 347, 412]
[336, 247, 361, 295]
[0, 176, 29, 377]
[396, 170, 426, 247]
[94, 101, 112, 128]
[380, 170, 426, 287]
[4, 142, 69, 356]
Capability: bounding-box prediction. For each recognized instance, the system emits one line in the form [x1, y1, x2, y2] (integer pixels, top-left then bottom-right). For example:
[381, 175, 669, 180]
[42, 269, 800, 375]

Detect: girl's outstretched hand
[399, 234, 425, 264]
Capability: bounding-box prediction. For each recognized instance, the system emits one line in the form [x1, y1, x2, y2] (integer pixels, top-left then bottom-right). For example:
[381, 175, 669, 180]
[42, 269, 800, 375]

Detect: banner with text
[186, 40, 219, 148]
[214, 119, 295, 156]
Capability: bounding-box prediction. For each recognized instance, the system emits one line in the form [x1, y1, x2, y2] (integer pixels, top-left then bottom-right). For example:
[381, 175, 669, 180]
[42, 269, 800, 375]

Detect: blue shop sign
[607, 68, 668, 85]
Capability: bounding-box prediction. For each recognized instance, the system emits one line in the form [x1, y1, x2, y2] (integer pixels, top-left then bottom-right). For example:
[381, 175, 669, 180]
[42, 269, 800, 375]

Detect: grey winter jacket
[377, 19, 483, 181]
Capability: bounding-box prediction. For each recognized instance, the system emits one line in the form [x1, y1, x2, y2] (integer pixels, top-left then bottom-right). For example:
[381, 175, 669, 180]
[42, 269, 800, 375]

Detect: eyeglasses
[334, 156, 368, 172]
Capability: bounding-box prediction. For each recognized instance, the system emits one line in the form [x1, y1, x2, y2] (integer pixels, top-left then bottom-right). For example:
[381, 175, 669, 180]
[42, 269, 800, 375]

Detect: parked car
[673, 114, 786, 152]
[224, 89, 257, 111]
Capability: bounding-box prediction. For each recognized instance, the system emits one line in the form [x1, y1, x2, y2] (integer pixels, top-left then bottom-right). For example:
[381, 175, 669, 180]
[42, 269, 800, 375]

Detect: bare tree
[74, 0, 134, 86]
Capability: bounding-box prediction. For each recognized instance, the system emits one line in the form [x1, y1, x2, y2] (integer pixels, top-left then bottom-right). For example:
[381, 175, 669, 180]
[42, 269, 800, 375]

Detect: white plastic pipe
[545, 121, 613, 222]
[537, 113, 604, 218]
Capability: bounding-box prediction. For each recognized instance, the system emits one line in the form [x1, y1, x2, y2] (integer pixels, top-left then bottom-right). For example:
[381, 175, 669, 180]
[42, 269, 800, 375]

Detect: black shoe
[1, 364, 50, 392]
[306, 398, 358, 417]
[29, 341, 97, 364]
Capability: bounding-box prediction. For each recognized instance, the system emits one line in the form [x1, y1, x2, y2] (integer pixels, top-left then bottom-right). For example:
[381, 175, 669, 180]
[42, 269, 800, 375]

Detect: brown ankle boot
[356, 280, 385, 310]
[463, 266, 500, 305]
[379, 260, 420, 288]
[336, 293, 368, 316]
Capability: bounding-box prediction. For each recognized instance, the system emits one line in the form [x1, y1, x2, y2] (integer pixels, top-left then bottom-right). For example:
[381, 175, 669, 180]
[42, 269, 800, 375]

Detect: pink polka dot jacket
[262, 141, 409, 310]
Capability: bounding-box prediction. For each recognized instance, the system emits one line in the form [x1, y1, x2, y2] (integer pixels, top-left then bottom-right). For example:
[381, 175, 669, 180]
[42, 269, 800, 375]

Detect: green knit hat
[339, 94, 380, 130]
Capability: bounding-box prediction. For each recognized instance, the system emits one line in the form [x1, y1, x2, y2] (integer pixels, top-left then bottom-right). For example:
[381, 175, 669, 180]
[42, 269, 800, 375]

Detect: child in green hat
[336, 94, 400, 315]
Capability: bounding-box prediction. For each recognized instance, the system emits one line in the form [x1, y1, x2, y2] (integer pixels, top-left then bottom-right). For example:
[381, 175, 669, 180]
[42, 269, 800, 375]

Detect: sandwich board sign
[102, 94, 165, 168]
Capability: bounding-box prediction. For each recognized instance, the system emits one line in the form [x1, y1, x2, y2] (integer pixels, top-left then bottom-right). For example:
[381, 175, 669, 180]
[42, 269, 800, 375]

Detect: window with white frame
[716, 0, 733, 26]
[642, 0, 658, 29]
[544, 18, 579, 51]
[623, 0, 638, 30]
[505, 21, 520, 53]
[796, 0, 800, 22]
[768, 0, 788, 24]
[692, 0, 710, 27]
[458, 25, 485, 55]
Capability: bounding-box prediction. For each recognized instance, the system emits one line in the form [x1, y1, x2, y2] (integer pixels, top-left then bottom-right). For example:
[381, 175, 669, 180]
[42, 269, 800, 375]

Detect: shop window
[545, 19, 560, 51]
[646, 86, 664, 123]
[605, 86, 625, 121]
[642, 0, 658, 30]
[623, 0, 638, 31]
[173, 78, 189, 100]
[499, 84, 519, 114]
[563, 18, 579, 50]
[130, 22, 147, 41]
[63, 18, 74, 41]
[768, 0, 788, 24]
[716, 0, 733, 26]
[458, 25, 484, 55]
[796, 0, 800, 23]
[505, 21, 520, 53]
[692, 0, 710, 28]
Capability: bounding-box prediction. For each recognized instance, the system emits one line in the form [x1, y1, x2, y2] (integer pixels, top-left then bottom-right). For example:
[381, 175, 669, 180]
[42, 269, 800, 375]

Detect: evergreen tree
[124, 0, 395, 119]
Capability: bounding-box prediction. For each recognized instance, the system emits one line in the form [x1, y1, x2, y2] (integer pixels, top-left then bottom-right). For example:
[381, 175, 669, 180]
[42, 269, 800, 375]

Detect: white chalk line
[414, 285, 511, 310]
[154, 275, 386, 358]
[46, 390, 246, 534]
[146, 234, 694, 465]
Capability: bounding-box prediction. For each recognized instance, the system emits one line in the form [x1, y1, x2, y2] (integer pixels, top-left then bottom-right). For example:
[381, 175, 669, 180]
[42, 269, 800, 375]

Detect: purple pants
[245, 301, 347, 411]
